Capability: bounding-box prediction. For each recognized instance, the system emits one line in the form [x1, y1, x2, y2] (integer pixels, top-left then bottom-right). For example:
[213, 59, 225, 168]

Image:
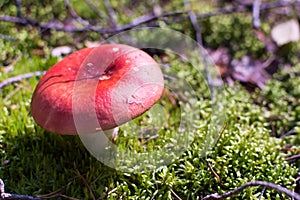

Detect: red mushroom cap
[31, 44, 164, 134]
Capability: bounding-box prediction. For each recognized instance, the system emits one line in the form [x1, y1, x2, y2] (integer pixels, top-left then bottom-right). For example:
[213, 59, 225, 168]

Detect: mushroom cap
[31, 44, 164, 134]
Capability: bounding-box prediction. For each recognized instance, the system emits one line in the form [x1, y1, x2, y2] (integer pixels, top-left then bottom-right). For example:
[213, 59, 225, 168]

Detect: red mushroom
[31, 44, 164, 136]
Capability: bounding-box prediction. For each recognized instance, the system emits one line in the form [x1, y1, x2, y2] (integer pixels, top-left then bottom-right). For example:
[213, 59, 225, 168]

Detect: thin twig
[170, 188, 183, 200]
[64, 0, 92, 28]
[74, 170, 95, 200]
[280, 128, 295, 138]
[58, 194, 80, 200]
[109, 11, 183, 33]
[196, 0, 300, 19]
[0, 34, 17, 41]
[0, 71, 46, 91]
[1, 55, 21, 75]
[253, 0, 262, 28]
[0, 194, 43, 200]
[84, 0, 108, 21]
[0, 179, 43, 200]
[202, 181, 300, 200]
[36, 187, 65, 199]
[258, 186, 266, 200]
[0, 15, 79, 32]
[103, 0, 118, 28]
[144, 133, 160, 143]
[106, 187, 117, 196]
[0, 11, 182, 34]
[37, 173, 83, 199]
[15, 0, 22, 17]
[285, 154, 300, 162]
[206, 160, 222, 185]
[3, 84, 22, 102]
[1, 1, 299, 35]
[184, 0, 213, 97]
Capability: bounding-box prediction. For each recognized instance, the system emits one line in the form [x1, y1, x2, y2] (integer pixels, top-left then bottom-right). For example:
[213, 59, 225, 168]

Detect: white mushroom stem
[79, 127, 120, 157]
[103, 127, 119, 142]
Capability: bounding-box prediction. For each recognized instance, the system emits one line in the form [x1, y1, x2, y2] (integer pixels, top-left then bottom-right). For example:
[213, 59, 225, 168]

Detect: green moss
[0, 51, 298, 199]
[201, 14, 266, 60]
[0, 0, 298, 199]
[254, 65, 300, 150]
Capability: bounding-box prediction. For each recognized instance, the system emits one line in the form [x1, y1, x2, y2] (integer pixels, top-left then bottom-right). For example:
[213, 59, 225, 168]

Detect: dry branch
[0, 71, 46, 91]
[0, 1, 299, 37]
[170, 188, 183, 200]
[197, 0, 300, 19]
[0, 34, 17, 41]
[103, 0, 118, 27]
[0, 11, 184, 35]
[0, 194, 42, 200]
[0, 179, 42, 200]
[253, 0, 262, 28]
[74, 170, 95, 200]
[285, 154, 300, 162]
[202, 180, 300, 200]
[64, 0, 94, 30]
[84, 0, 108, 22]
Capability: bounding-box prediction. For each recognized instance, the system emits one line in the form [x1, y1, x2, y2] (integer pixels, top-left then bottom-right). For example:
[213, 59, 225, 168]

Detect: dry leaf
[271, 19, 300, 46]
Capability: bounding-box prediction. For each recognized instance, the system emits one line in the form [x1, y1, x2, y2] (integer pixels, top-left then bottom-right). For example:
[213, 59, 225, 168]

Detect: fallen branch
[0, 11, 183, 35]
[202, 180, 300, 200]
[285, 154, 300, 162]
[170, 188, 183, 200]
[205, 160, 222, 185]
[84, 0, 108, 21]
[64, 0, 94, 30]
[0, 179, 43, 200]
[73, 170, 95, 200]
[0, 34, 17, 41]
[0, 71, 46, 91]
[0, 1, 299, 36]
[0, 194, 42, 200]
[103, 0, 118, 27]
[196, 0, 300, 19]
[253, 0, 262, 28]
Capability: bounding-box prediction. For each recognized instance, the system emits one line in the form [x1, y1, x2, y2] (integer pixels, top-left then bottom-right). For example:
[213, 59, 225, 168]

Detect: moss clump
[258, 64, 300, 188]
[254, 65, 300, 161]
[106, 85, 297, 199]
[201, 14, 266, 60]
[1, 52, 298, 199]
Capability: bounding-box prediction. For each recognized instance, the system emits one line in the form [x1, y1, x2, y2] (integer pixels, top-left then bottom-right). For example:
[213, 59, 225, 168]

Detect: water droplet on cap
[87, 63, 93, 67]
[112, 47, 119, 52]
